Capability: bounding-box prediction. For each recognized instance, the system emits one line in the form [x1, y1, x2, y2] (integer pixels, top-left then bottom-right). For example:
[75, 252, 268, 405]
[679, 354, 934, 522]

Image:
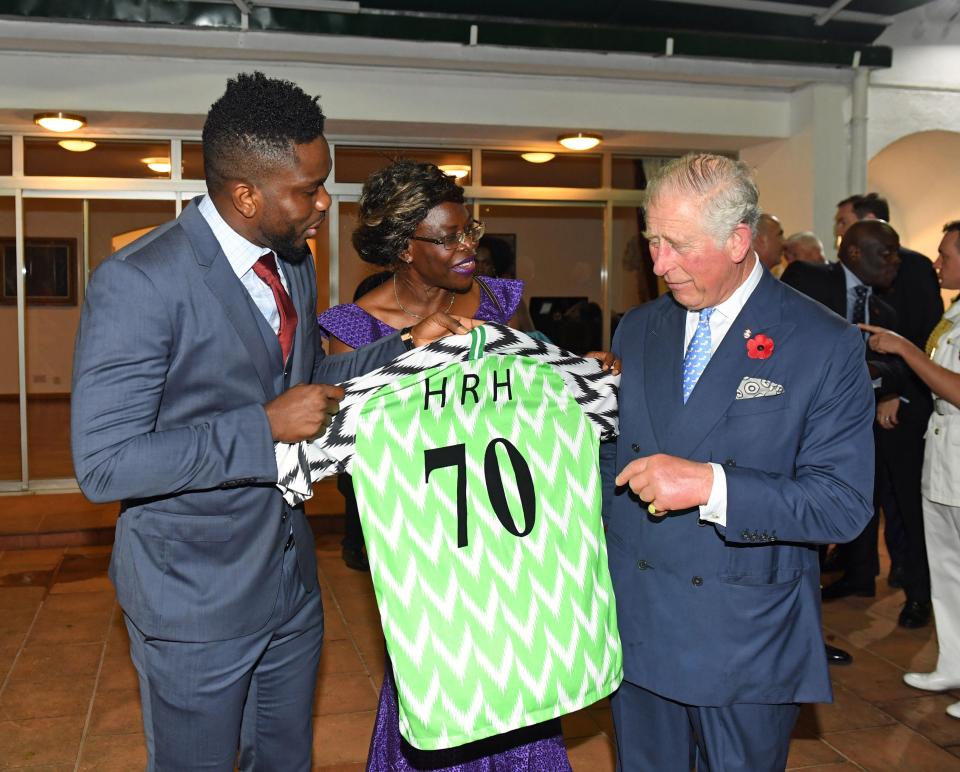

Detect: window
[24, 137, 173, 179]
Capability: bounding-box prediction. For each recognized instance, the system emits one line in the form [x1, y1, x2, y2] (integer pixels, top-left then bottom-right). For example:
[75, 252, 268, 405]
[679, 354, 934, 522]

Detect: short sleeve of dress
[317, 304, 396, 349]
[475, 277, 524, 325]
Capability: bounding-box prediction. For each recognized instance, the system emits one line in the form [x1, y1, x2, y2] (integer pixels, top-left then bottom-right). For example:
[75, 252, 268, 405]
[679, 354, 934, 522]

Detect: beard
[265, 224, 313, 264]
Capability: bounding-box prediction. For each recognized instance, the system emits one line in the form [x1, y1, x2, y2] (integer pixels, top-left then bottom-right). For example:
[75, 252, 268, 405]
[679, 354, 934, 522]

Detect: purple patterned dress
[317, 277, 571, 772]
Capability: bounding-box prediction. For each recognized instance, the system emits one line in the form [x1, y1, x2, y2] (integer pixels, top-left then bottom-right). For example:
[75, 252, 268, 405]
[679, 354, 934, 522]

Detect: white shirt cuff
[698, 462, 727, 527]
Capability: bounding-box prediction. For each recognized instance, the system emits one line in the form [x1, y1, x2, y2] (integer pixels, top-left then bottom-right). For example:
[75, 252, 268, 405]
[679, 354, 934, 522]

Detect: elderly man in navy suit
[602, 154, 875, 771]
[71, 73, 467, 771]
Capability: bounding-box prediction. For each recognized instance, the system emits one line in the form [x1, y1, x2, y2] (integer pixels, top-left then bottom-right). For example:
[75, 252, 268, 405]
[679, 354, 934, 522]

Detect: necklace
[393, 272, 455, 320]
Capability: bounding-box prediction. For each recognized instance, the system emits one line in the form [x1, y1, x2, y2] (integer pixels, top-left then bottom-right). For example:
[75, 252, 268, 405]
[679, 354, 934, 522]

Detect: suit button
[638, 560, 651, 570]
[631, 443, 641, 453]
[741, 530, 750, 540]
[692, 576, 704, 587]
[281, 512, 288, 523]
[724, 459, 736, 468]
[698, 520, 708, 527]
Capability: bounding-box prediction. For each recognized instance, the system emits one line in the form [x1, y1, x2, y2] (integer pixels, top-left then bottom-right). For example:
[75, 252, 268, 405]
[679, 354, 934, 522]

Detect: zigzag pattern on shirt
[349, 349, 622, 750]
[274, 323, 619, 505]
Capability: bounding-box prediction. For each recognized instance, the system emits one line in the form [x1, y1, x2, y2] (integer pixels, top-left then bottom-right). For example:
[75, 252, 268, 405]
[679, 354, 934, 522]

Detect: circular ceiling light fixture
[58, 139, 97, 152]
[34, 112, 87, 133]
[557, 132, 602, 151]
[438, 164, 471, 180]
[520, 152, 556, 164]
[141, 157, 172, 174]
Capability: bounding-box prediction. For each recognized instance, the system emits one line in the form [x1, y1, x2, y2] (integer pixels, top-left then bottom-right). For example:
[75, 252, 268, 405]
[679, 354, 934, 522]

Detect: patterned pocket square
[736, 376, 784, 400]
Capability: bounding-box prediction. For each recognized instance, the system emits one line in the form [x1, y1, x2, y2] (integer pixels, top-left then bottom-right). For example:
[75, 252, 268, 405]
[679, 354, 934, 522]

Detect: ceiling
[0, 0, 941, 69]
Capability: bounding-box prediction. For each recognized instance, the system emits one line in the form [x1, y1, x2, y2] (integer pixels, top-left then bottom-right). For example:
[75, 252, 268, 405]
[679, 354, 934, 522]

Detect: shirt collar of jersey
[198, 194, 273, 280]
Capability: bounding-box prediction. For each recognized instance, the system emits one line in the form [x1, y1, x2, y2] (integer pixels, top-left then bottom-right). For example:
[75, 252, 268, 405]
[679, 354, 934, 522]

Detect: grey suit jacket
[71, 199, 404, 642]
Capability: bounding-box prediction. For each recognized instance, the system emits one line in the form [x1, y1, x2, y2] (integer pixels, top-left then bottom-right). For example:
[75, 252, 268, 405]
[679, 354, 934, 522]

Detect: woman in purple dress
[318, 160, 571, 772]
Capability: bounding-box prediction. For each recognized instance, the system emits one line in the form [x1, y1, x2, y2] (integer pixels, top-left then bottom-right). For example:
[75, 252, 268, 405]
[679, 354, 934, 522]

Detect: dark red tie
[252, 252, 298, 363]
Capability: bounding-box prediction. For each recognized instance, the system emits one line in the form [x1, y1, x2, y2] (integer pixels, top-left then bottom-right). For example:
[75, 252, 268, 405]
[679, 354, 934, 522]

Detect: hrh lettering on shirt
[422, 368, 513, 411]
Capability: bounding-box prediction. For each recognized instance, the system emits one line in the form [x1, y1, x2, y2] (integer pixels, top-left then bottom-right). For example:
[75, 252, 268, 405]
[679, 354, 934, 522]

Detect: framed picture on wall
[1, 238, 78, 306]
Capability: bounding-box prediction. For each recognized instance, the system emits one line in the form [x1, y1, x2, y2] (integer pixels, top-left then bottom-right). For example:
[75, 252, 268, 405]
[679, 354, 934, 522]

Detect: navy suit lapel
[664, 271, 795, 459]
[180, 200, 278, 401]
[644, 298, 685, 450]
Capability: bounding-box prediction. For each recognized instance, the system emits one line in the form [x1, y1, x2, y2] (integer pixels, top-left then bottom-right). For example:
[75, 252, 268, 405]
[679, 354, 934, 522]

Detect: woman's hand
[410, 313, 483, 348]
[585, 351, 622, 374]
[858, 323, 912, 357]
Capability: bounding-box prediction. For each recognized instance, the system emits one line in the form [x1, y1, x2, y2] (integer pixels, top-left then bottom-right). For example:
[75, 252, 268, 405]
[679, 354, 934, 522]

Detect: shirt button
[631, 443, 641, 453]
[935, 428, 941, 435]
[692, 576, 704, 587]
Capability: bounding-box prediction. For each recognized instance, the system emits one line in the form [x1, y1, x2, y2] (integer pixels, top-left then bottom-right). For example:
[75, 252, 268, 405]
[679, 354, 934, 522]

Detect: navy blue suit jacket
[71, 199, 404, 642]
[601, 269, 875, 706]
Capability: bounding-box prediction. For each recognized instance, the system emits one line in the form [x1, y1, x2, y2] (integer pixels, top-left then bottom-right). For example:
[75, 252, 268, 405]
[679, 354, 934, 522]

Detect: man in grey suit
[71, 72, 463, 770]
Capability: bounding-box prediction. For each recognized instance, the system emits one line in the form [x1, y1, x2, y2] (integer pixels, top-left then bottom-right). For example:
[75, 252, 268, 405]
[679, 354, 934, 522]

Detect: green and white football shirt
[277, 325, 622, 750]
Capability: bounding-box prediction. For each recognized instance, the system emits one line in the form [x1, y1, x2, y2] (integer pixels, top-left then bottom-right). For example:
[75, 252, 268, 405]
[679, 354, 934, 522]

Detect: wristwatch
[399, 326, 415, 351]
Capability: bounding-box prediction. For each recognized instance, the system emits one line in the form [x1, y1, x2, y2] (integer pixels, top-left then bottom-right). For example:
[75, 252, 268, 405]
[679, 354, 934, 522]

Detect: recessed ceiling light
[34, 112, 87, 133]
[438, 164, 471, 180]
[58, 139, 97, 152]
[141, 157, 172, 174]
[521, 152, 556, 164]
[557, 133, 602, 151]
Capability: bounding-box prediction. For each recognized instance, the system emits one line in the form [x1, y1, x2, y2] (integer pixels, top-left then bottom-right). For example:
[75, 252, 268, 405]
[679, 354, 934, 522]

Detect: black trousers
[840, 420, 929, 602]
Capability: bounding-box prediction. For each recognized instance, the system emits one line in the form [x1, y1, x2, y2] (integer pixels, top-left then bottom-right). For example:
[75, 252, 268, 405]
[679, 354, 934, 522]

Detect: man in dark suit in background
[829, 195, 942, 627]
[783, 219, 936, 627]
[71, 73, 462, 770]
[603, 154, 874, 771]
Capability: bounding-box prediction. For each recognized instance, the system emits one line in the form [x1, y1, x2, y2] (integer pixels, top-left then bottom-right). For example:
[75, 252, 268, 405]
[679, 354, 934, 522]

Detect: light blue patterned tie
[682, 307, 715, 403]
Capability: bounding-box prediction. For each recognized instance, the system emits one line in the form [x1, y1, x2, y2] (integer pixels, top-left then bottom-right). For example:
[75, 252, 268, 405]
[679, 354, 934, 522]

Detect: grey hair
[785, 231, 824, 251]
[644, 153, 761, 245]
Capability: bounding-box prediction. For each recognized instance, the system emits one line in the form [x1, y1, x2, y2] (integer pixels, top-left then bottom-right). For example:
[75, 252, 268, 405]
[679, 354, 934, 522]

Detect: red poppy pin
[746, 333, 774, 360]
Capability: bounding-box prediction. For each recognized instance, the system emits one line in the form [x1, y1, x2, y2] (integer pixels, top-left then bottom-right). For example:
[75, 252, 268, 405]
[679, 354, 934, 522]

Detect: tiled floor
[2, 539, 960, 770]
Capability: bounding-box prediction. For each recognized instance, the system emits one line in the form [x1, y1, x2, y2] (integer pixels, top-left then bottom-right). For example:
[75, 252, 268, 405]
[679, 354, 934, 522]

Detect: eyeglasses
[409, 220, 485, 251]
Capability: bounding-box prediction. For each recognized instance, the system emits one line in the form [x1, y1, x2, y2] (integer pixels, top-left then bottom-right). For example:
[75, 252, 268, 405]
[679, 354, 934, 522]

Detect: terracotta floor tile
[0, 549, 64, 571]
[823, 724, 960, 771]
[40, 590, 114, 616]
[312, 710, 377, 766]
[0, 676, 94, 720]
[0, 715, 85, 767]
[7, 642, 102, 683]
[313, 672, 379, 716]
[828, 646, 922, 703]
[27, 611, 110, 646]
[565, 732, 616, 772]
[786, 764, 860, 771]
[313, 763, 365, 772]
[323, 607, 349, 642]
[88, 688, 143, 736]
[96, 653, 139, 692]
[0, 569, 53, 589]
[805, 683, 897, 734]
[48, 576, 113, 595]
[0, 587, 46, 611]
[876, 694, 960, 747]
[336, 595, 381, 627]
[863, 627, 939, 673]
[319, 639, 366, 676]
[77, 731, 148, 770]
[785, 736, 847, 768]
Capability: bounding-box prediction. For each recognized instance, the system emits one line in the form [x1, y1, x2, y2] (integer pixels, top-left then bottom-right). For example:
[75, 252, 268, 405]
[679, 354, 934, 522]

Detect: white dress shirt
[683, 256, 763, 527]
[198, 195, 289, 334]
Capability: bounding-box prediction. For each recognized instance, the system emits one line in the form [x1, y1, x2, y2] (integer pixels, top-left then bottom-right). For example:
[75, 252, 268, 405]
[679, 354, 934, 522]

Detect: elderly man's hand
[615, 454, 714, 517]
